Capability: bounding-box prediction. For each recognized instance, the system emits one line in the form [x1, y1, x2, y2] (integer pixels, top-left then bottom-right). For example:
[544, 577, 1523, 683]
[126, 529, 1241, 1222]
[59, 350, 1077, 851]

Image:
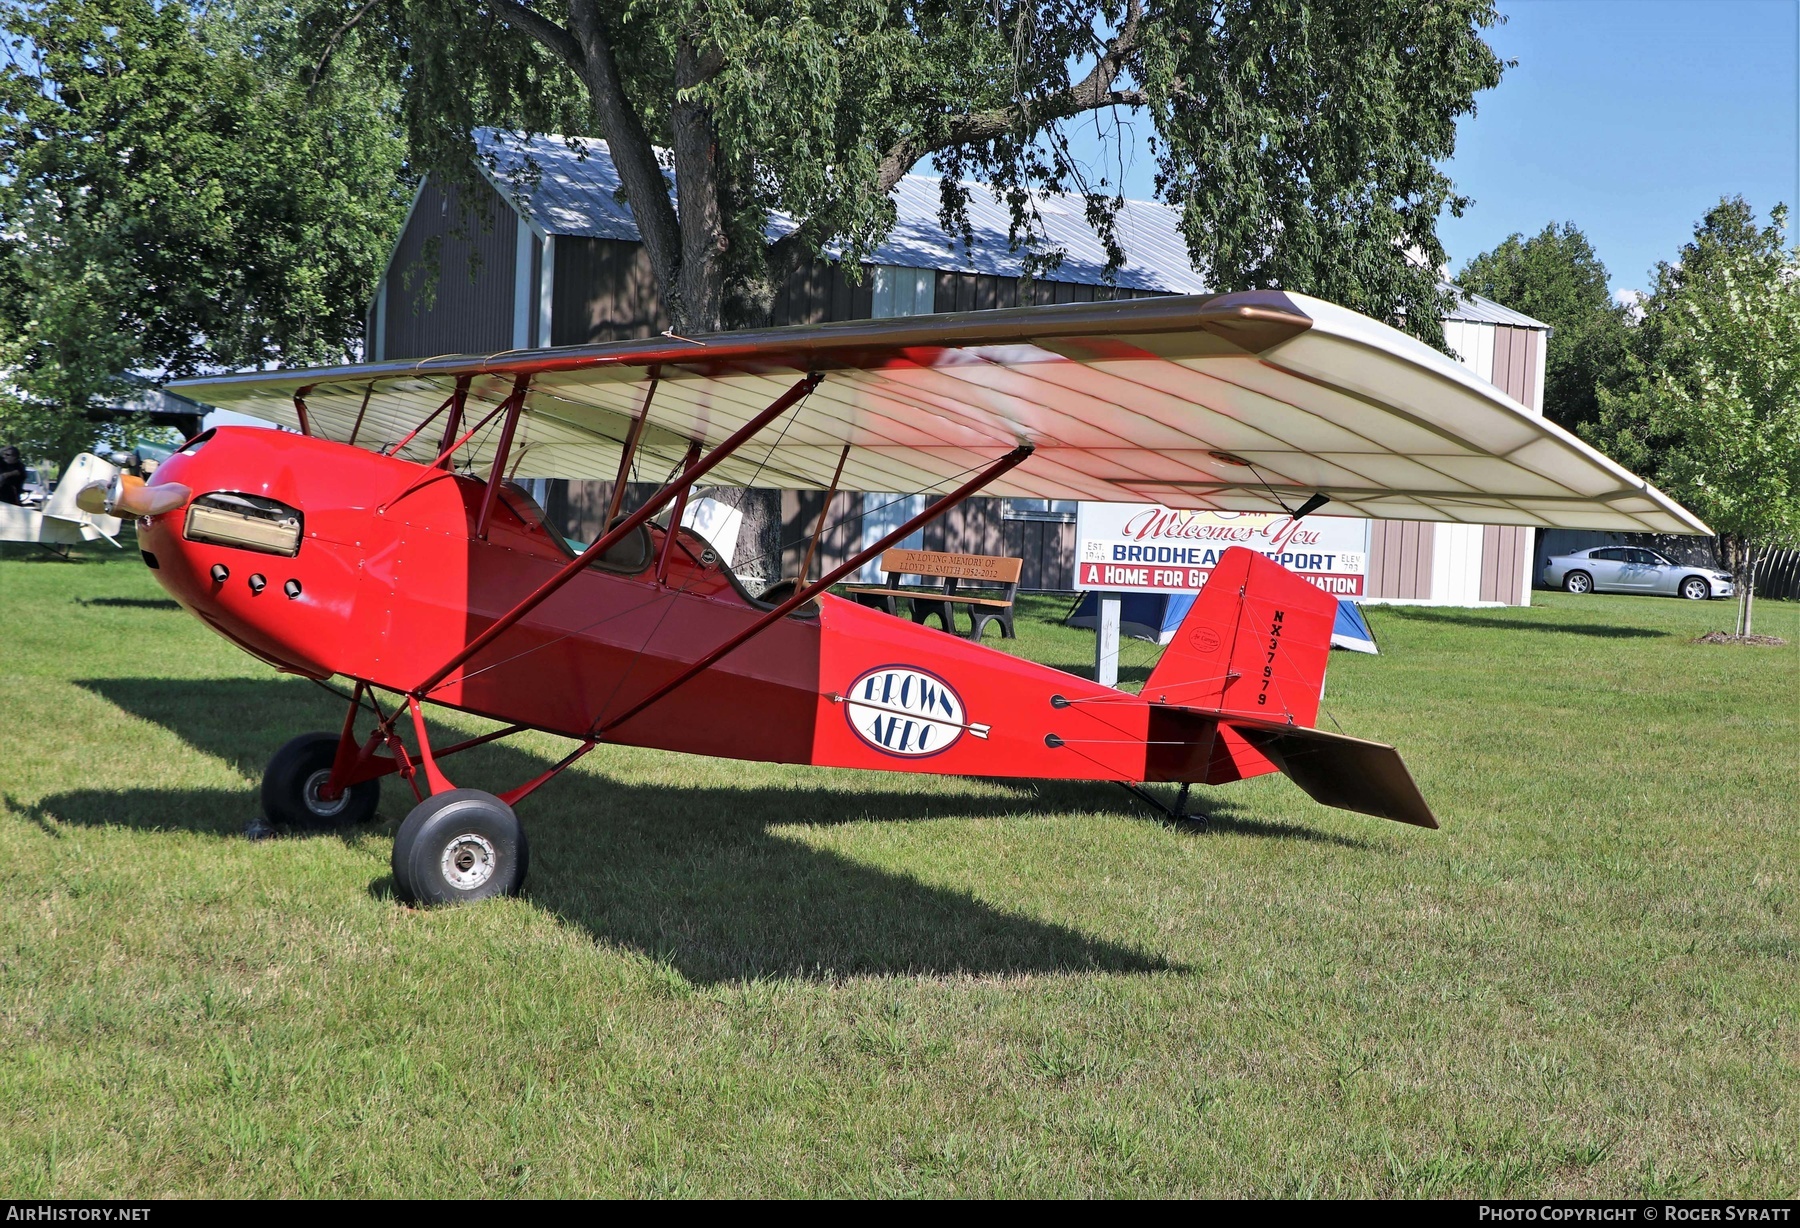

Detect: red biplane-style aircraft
[83, 291, 1704, 905]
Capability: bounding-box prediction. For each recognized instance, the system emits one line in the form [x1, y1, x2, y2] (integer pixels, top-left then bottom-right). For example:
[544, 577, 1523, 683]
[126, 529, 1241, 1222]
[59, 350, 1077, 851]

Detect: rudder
[1143, 546, 1338, 727]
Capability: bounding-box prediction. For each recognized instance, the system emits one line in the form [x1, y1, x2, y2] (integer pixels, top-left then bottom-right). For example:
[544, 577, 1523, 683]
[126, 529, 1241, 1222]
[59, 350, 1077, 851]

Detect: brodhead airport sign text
[1075, 503, 1370, 596]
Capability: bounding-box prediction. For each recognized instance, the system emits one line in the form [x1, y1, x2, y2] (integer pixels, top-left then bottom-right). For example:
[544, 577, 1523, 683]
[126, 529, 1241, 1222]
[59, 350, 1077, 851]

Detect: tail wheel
[262, 732, 380, 830]
[1680, 576, 1712, 601]
[391, 789, 528, 906]
[1563, 570, 1593, 594]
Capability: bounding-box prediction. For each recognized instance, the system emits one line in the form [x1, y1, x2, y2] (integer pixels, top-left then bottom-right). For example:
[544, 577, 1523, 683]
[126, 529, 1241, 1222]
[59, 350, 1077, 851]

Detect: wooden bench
[841, 548, 1023, 641]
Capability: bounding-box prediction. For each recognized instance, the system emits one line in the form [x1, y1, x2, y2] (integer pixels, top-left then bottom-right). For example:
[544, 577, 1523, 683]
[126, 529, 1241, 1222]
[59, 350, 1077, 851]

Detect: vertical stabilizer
[1143, 546, 1338, 727]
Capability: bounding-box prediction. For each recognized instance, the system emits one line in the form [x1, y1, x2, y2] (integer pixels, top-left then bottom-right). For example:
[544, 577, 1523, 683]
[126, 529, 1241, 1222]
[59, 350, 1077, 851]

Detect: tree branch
[303, 0, 389, 95]
[488, 0, 584, 76]
[874, 0, 1149, 194]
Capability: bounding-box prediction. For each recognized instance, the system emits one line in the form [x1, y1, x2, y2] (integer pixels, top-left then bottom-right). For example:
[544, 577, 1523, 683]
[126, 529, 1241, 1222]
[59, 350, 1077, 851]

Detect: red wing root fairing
[113, 291, 1703, 902]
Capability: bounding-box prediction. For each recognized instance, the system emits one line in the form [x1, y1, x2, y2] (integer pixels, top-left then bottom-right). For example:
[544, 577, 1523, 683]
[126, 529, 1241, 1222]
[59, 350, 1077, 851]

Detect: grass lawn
[1, 538, 1795, 1197]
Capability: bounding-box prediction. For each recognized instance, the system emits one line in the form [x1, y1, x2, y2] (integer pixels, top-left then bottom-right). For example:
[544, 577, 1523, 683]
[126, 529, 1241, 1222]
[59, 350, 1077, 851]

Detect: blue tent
[1066, 591, 1195, 643]
[1330, 600, 1379, 654]
[1068, 592, 1380, 654]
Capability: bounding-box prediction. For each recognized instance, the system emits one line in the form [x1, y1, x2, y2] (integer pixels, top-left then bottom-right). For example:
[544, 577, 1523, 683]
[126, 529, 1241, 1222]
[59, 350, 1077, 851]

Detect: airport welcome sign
[1074, 503, 1370, 596]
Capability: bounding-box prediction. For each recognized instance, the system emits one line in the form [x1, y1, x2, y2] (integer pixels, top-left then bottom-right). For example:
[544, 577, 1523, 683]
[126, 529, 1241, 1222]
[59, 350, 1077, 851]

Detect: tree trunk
[665, 38, 728, 335]
[1737, 541, 1757, 637]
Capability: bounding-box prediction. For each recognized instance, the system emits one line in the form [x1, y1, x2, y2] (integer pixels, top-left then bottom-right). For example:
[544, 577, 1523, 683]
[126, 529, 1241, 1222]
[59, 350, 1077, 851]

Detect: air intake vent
[184, 492, 302, 557]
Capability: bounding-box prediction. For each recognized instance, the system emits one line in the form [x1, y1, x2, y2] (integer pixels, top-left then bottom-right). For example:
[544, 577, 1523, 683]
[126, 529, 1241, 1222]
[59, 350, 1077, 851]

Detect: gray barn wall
[779, 491, 865, 579]
[1004, 519, 1077, 591]
[924, 497, 1006, 556]
[383, 178, 518, 360]
[771, 259, 873, 325]
[552, 238, 668, 345]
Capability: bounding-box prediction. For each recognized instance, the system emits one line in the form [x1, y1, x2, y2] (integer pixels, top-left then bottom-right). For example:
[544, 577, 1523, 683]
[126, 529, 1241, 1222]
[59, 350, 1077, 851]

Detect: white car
[1541, 546, 1733, 600]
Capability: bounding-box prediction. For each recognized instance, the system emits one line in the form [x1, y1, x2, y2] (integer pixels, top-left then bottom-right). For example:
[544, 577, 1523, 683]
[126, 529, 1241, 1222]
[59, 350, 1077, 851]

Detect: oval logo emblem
[843, 665, 967, 757]
[1191, 627, 1222, 653]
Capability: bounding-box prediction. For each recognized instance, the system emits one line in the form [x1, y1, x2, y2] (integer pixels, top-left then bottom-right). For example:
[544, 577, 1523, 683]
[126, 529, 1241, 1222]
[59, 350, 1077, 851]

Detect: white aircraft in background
[0, 452, 125, 555]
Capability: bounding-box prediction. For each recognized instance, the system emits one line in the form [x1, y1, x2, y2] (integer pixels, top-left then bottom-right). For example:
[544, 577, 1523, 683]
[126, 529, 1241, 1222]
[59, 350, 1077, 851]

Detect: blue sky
[1060, 0, 1798, 297]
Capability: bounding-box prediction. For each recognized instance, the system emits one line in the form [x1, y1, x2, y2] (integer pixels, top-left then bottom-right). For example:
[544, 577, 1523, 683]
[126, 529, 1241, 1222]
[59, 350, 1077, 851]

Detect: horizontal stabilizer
[1229, 721, 1438, 828]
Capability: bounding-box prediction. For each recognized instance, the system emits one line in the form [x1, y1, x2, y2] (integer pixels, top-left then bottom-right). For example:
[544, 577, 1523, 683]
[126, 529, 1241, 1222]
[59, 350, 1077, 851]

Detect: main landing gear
[391, 789, 529, 905]
[261, 732, 381, 830]
[259, 682, 576, 906]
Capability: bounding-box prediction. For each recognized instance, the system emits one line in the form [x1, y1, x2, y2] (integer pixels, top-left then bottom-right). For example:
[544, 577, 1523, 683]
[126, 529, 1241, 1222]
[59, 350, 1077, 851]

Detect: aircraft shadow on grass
[55, 676, 1355, 983]
[1377, 606, 1667, 639]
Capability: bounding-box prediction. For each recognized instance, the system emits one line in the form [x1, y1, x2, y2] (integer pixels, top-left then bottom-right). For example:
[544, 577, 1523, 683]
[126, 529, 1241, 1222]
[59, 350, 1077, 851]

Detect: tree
[0, 0, 410, 462]
[353, 0, 1506, 342]
[1457, 222, 1631, 433]
[1589, 198, 1800, 636]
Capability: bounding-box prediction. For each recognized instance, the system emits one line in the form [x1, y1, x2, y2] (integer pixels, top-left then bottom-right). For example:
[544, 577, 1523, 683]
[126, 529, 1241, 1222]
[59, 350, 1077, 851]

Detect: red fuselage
[138, 427, 1265, 787]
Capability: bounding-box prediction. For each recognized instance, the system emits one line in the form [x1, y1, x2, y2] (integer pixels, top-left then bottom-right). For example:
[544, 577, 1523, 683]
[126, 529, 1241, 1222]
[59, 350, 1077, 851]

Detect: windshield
[497, 481, 652, 574]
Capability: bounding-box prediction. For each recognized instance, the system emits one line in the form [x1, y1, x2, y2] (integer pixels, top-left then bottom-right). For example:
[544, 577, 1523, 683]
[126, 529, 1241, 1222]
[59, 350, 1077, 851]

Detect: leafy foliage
[353, 0, 1505, 340]
[1588, 198, 1800, 631]
[0, 0, 410, 461]
[1457, 222, 1632, 433]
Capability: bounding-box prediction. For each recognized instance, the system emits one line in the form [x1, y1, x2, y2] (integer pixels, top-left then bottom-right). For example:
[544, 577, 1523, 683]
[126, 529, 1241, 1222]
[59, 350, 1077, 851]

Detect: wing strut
[414, 371, 823, 696]
[604, 373, 658, 529]
[593, 443, 1033, 738]
[654, 438, 704, 584]
[436, 375, 472, 462]
[798, 443, 852, 586]
[475, 374, 532, 539]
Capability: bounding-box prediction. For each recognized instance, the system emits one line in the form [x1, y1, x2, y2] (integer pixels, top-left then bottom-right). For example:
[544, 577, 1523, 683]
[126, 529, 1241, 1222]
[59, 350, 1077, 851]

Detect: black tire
[1563, 570, 1593, 595]
[261, 732, 380, 830]
[391, 789, 528, 906]
[1679, 576, 1712, 601]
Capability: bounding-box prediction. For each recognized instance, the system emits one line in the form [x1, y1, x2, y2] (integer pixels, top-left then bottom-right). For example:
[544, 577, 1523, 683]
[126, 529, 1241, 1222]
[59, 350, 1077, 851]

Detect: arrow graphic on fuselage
[826, 692, 991, 739]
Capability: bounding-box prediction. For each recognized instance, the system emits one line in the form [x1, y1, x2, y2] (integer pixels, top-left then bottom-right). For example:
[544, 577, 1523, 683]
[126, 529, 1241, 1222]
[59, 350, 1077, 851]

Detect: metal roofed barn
[357, 129, 1553, 606]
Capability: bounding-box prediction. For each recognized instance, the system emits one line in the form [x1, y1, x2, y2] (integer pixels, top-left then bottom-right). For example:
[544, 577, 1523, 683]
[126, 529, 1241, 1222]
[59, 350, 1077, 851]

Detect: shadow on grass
[62, 676, 1209, 983]
[1377, 607, 1667, 638]
[74, 596, 181, 610]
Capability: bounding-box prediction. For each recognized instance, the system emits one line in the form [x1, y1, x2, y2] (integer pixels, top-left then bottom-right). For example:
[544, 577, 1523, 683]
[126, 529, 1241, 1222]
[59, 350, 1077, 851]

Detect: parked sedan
[1542, 547, 1734, 600]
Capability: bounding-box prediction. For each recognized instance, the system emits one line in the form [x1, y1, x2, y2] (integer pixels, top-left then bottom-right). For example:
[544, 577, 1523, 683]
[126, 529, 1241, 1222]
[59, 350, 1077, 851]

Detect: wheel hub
[441, 832, 498, 890]
[302, 768, 350, 818]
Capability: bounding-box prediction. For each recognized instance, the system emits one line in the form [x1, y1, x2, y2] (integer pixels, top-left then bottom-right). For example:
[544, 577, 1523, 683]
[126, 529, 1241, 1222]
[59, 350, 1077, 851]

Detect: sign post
[1095, 595, 1121, 686]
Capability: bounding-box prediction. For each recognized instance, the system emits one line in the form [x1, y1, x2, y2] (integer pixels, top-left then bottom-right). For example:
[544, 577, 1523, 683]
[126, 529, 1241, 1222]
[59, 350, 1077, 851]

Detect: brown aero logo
[1190, 627, 1222, 653]
[839, 665, 987, 757]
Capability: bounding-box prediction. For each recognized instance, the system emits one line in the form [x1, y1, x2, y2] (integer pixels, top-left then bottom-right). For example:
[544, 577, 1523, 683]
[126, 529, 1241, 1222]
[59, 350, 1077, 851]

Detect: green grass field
[1, 539, 1795, 1197]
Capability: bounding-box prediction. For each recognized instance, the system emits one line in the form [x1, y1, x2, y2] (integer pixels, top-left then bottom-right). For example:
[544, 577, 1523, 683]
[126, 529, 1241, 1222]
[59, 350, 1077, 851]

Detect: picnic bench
[841, 548, 1023, 641]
